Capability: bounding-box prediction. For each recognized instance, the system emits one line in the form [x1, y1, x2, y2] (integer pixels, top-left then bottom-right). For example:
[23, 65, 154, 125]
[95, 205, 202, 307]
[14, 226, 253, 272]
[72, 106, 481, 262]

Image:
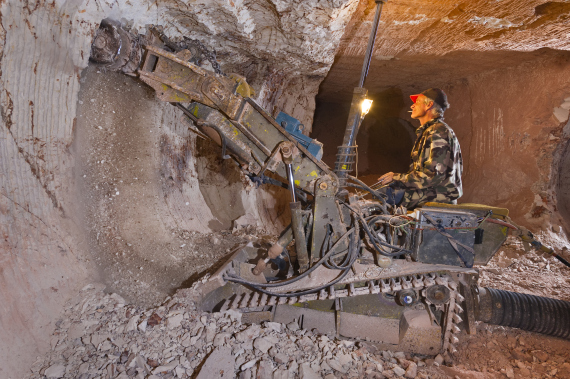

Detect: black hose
[481, 288, 570, 339]
[341, 201, 411, 256]
[324, 221, 359, 270]
[347, 175, 388, 210]
[225, 227, 355, 288]
[554, 253, 570, 268]
[226, 264, 353, 298]
[225, 227, 360, 297]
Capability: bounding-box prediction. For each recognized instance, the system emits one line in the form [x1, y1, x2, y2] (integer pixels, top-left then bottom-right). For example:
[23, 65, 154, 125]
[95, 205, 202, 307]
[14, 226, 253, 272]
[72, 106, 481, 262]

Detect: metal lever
[281, 143, 309, 272]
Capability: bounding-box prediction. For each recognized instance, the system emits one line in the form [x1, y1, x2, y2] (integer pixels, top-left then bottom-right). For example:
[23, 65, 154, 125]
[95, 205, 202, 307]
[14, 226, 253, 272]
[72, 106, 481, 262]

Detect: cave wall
[0, 2, 92, 376]
[443, 51, 570, 232]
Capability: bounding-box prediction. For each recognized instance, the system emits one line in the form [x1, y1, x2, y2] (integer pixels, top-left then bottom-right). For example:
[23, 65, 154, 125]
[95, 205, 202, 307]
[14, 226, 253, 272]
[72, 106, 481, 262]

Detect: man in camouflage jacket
[377, 88, 463, 210]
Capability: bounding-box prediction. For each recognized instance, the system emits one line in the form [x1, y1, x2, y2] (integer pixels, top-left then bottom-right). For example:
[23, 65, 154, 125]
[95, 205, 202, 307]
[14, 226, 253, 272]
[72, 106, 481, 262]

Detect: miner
[376, 88, 463, 209]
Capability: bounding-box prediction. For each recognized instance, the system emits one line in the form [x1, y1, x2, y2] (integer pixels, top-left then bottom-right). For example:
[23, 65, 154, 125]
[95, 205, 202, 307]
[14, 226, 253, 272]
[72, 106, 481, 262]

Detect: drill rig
[90, 6, 570, 357]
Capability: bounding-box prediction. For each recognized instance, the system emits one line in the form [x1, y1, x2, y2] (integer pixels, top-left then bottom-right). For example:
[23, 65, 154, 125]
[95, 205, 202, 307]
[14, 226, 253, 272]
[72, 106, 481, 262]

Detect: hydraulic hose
[225, 228, 360, 297]
[341, 201, 411, 256]
[478, 287, 570, 339]
[347, 175, 388, 208]
[225, 227, 356, 289]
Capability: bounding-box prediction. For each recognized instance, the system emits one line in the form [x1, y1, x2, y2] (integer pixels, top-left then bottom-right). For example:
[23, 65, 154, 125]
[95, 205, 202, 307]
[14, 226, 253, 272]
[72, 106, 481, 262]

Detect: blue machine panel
[275, 112, 323, 160]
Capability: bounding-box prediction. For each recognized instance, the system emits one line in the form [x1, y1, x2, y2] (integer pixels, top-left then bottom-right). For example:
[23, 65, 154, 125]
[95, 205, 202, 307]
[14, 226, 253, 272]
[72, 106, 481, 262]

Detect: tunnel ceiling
[318, 0, 570, 102]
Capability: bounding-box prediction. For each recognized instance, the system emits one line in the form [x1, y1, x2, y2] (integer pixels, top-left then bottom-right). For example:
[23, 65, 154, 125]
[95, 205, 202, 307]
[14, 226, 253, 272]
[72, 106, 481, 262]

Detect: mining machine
[90, 5, 570, 358]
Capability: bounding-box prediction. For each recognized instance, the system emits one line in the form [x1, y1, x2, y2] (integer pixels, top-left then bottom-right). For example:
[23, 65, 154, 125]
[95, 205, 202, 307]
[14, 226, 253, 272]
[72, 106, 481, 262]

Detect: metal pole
[334, 0, 386, 188]
[359, 0, 385, 88]
[286, 163, 297, 203]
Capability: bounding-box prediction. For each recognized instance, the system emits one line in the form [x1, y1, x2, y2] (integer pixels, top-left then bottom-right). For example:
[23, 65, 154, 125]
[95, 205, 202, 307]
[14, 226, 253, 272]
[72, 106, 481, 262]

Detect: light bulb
[361, 99, 373, 116]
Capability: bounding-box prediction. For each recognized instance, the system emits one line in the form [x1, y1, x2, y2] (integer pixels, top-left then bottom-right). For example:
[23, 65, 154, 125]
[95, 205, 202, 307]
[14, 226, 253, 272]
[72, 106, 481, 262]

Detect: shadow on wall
[194, 137, 247, 230]
[312, 87, 415, 177]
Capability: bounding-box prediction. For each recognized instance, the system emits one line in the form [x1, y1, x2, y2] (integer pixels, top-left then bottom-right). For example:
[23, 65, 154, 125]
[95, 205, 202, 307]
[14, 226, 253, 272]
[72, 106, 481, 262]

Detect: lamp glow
[361, 99, 373, 116]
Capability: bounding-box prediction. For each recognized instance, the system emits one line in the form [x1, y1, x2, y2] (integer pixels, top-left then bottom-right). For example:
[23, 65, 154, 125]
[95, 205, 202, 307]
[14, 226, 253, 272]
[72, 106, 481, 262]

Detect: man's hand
[377, 172, 395, 186]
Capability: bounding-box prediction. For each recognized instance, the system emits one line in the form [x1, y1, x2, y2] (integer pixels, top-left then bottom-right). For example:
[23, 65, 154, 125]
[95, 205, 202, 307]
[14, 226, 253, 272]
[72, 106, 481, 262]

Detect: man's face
[410, 94, 432, 119]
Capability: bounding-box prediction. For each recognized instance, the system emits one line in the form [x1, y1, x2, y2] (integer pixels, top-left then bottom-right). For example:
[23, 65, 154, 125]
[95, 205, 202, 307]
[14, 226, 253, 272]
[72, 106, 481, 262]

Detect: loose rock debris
[27, 280, 436, 379]
[28, 237, 570, 378]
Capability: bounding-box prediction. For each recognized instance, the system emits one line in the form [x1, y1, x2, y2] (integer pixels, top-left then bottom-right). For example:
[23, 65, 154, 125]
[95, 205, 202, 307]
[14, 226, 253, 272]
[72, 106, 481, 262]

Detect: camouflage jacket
[392, 117, 463, 209]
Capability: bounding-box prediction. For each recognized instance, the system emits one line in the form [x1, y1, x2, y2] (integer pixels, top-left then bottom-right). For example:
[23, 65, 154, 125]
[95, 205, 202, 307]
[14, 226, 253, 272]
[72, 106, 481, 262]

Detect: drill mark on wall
[491, 107, 504, 157]
[0, 191, 75, 257]
[476, 107, 504, 165]
[1, 90, 63, 214]
[159, 134, 193, 192]
[29, 100, 35, 137]
[3, 123, 63, 214]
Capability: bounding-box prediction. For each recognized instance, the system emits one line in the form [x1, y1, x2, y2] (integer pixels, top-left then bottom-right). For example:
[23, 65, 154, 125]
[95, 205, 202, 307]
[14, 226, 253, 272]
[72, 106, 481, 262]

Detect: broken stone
[215, 332, 231, 347]
[45, 364, 66, 378]
[274, 352, 289, 364]
[393, 365, 406, 377]
[327, 359, 347, 374]
[286, 321, 299, 331]
[434, 354, 444, 365]
[147, 313, 162, 327]
[195, 346, 234, 378]
[241, 358, 258, 370]
[337, 352, 351, 366]
[299, 362, 320, 379]
[126, 315, 140, 332]
[153, 360, 178, 374]
[298, 336, 315, 348]
[257, 360, 273, 378]
[506, 366, 515, 378]
[236, 325, 260, 342]
[253, 337, 272, 353]
[210, 235, 221, 245]
[532, 350, 549, 362]
[168, 313, 184, 329]
[405, 362, 417, 378]
[264, 322, 282, 332]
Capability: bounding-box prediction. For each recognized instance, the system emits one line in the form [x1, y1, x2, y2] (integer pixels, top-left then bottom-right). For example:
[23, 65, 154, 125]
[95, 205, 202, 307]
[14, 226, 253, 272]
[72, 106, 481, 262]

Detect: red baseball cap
[410, 88, 449, 110]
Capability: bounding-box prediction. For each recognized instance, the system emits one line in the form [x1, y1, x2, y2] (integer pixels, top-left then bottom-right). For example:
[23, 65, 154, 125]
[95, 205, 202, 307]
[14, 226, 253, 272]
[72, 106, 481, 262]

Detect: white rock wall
[0, 1, 94, 376]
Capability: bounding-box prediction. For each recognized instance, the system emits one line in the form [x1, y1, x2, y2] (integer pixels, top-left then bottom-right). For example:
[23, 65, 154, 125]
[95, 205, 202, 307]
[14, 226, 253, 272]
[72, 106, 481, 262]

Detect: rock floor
[27, 237, 570, 379]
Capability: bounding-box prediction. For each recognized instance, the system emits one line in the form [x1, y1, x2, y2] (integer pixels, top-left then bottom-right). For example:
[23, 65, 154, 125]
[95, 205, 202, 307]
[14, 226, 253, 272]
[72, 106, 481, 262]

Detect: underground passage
[1, 1, 570, 378]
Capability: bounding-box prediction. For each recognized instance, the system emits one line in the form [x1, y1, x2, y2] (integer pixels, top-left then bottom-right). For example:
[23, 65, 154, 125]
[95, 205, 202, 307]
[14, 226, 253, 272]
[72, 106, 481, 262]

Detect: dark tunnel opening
[311, 87, 416, 182]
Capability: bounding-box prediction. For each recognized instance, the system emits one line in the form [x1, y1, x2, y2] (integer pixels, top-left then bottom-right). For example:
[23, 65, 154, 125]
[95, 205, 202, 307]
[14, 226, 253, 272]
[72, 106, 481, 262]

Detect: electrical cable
[225, 217, 363, 297]
[225, 264, 353, 298]
[225, 227, 355, 288]
[225, 226, 361, 297]
[341, 201, 411, 256]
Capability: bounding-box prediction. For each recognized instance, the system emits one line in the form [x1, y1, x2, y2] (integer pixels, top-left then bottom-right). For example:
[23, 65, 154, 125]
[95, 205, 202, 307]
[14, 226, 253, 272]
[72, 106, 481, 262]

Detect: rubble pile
[447, 324, 570, 378]
[26, 236, 570, 379]
[27, 282, 432, 379]
[478, 237, 570, 302]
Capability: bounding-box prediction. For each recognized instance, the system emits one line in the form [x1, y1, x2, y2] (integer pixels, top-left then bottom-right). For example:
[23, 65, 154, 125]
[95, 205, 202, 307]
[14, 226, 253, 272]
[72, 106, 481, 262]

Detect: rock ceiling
[319, 0, 570, 102]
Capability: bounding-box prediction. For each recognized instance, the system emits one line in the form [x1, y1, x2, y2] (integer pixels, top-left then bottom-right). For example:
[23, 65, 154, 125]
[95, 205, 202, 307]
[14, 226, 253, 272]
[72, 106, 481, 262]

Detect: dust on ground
[428, 236, 570, 379]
